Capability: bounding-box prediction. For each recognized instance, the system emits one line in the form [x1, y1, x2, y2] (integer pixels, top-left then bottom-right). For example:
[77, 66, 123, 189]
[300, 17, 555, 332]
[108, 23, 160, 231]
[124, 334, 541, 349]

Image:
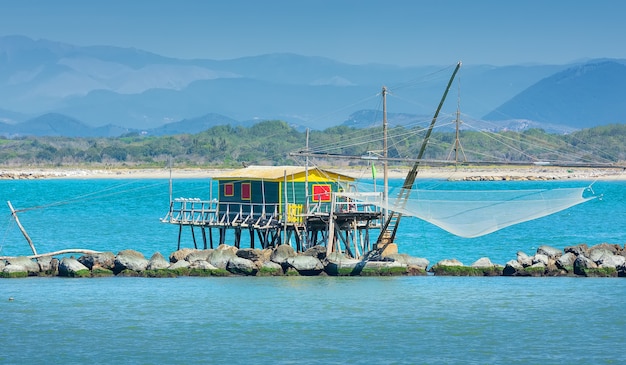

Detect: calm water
[1, 178, 625, 364]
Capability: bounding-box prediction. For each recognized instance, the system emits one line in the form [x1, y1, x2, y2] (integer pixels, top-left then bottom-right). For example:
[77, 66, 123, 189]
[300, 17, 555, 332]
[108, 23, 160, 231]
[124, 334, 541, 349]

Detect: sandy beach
[1, 165, 625, 180]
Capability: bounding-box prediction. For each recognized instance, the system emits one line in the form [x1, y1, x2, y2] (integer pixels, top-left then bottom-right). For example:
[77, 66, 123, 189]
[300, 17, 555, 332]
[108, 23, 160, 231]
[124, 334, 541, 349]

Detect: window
[312, 184, 331, 202]
[224, 183, 234, 197]
[241, 183, 251, 200]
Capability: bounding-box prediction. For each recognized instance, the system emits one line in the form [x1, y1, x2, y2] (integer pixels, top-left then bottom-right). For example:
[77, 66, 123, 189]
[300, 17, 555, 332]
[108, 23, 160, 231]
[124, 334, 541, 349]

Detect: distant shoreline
[1, 165, 626, 181]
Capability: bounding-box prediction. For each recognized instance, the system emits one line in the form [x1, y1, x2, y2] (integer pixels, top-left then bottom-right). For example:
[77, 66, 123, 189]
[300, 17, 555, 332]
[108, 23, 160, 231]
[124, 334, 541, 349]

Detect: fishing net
[350, 185, 597, 238]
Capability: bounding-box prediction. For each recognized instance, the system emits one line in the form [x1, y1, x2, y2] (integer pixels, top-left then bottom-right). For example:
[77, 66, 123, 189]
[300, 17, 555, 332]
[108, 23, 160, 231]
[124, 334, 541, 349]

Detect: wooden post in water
[7, 201, 37, 256]
[283, 170, 288, 247]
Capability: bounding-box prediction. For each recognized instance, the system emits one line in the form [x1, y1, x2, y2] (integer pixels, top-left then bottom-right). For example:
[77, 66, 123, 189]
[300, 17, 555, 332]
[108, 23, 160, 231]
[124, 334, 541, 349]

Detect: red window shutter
[224, 183, 234, 196]
[312, 184, 331, 202]
[241, 183, 251, 200]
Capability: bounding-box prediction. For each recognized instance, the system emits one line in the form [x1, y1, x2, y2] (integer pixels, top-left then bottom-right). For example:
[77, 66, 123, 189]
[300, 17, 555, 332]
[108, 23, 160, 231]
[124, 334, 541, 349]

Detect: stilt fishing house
[163, 165, 384, 257]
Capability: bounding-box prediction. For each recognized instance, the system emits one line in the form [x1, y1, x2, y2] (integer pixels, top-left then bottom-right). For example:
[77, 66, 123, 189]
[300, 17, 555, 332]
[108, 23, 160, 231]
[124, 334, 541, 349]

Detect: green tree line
[1, 120, 625, 168]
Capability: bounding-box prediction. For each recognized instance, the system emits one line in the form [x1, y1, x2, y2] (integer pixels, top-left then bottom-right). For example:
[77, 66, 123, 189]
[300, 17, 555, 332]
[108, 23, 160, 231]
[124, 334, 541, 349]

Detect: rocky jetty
[0, 244, 429, 278]
[454, 175, 560, 181]
[0, 172, 47, 180]
[2, 243, 624, 278]
[428, 243, 626, 277]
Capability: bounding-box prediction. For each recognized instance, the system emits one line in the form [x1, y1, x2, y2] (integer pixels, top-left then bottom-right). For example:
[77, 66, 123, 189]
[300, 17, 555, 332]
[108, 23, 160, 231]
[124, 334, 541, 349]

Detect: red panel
[224, 183, 234, 196]
[241, 183, 251, 200]
[312, 184, 331, 202]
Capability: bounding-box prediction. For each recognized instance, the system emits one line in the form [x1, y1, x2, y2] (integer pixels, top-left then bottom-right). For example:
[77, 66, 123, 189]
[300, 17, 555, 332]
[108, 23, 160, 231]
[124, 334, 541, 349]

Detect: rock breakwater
[1, 243, 624, 278]
[429, 243, 626, 277]
[0, 244, 430, 278]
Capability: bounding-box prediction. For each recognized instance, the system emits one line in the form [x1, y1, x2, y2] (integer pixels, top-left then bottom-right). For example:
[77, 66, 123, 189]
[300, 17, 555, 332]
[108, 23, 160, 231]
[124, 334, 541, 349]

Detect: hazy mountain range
[0, 35, 624, 137]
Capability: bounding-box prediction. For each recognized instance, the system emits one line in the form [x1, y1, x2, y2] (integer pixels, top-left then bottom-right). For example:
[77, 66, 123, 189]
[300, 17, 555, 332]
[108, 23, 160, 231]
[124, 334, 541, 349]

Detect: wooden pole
[177, 224, 183, 250]
[208, 227, 214, 249]
[382, 86, 389, 225]
[7, 201, 37, 256]
[283, 170, 288, 247]
[305, 128, 310, 215]
[326, 193, 336, 256]
[201, 227, 207, 249]
[0, 248, 101, 260]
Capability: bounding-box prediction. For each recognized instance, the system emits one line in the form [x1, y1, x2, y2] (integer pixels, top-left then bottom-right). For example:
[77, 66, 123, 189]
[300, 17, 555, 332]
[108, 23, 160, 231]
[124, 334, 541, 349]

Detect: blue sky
[0, 0, 624, 66]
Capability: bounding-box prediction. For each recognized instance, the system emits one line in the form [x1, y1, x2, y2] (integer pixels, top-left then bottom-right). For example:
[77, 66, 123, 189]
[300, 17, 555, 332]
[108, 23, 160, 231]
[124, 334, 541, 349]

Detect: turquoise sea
[1, 177, 625, 364]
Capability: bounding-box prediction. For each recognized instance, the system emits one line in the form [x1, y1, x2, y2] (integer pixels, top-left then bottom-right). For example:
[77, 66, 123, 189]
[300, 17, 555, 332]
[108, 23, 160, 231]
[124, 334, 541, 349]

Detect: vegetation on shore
[1, 120, 625, 168]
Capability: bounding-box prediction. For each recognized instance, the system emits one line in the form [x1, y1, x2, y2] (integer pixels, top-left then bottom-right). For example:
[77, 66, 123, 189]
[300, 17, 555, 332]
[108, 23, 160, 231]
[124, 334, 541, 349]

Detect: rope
[13, 180, 169, 213]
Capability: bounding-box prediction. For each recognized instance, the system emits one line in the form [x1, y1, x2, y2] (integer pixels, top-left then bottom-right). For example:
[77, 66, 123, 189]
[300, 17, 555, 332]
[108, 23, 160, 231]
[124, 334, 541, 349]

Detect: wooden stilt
[364, 221, 371, 252]
[208, 227, 214, 249]
[219, 227, 224, 245]
[177, 224, 183, 250]
[234, 227, 242, 248]
[190, 226, 198, 249]
[201, 227, 207, 249]
[257, 229, 266, 249]
[249, 227, 255, 249]
[337, 228, 352, 257]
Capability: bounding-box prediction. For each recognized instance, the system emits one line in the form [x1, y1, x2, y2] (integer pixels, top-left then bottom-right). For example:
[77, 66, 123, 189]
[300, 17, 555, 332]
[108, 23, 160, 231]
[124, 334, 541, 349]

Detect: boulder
[564, 244, 589, 257]
[58, 257, 90, 277]
[258, 261, 283, 276]
[525, 262, 546, 276]
[573, 255, 598, 276]
[532, 254, 549, 266]
[0, 260, 5, 271]
[37, 257, 59, 276]
[386, 253, 429, 270]
[147, 252, 170, 270]
[286, 255, 324, 275]
[471, 257, 495, 268]
[589, 243, 621, 255]
[36, 256, 53, 273]
[379, 243, 399, 257]
[503, 260, 524, 276]
[270, 244, 296, 264]
[169, 248, 196, 263]
[537, 245, 562, 259]
[189, 260, 218, 270]
[227, 256, 258, 275]
[516, 251, 532, 267]
[236, 248, 266, 262]
[216, 244, 238, 255]
[169, 260, 190, 270]
[302, 245, 327, 260]
[208, 248, 236, 269]
[186, 250, 213, 262]
[556, 252, 577, 269]
[432, 259, 464, 267]
[50, 258, 59, 275]
[6, 257, 41, 275]
[597, 254, 626, 269]
[544, 260, 561, 276]
[589, 248, 615, 263]
[78, 252, 115, 270]
[2, 264, 28, 277]
[362, 260, 405, 274]
[114, 250, 148, 273]
[325, 254, 364, 276]
[430, 259, 475, 276]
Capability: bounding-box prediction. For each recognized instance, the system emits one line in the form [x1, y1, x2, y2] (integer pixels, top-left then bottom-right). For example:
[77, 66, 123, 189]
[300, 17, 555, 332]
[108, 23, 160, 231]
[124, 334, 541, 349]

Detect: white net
[351, 185, 597, 238]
